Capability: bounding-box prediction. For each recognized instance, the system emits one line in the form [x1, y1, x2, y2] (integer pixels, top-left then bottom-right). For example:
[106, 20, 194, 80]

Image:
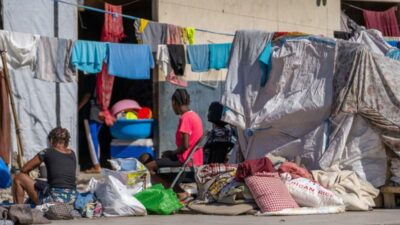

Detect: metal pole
[1, 51, 24, 168]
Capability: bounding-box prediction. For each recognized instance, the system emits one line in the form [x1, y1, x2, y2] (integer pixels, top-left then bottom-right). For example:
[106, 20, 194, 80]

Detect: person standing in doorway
[78, 76, 103, 173]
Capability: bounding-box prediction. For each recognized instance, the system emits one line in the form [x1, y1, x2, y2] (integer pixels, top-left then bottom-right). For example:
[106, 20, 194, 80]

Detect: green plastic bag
[134, 184, 183, 215]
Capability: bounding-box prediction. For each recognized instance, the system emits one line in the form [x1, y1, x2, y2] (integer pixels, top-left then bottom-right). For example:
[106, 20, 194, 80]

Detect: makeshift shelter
[1, 0, 78, 162]
[221, 29, 400, 188]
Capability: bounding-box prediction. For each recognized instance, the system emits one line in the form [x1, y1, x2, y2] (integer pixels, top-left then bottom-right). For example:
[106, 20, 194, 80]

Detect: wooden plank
[383, 193, 397, 208]
[381, 186, 400, 193]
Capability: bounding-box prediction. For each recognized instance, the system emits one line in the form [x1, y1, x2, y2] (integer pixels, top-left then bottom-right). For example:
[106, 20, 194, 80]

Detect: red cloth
[175, 111, 204, 166]
[245, 172, 299, 213]
[363, 7, 400, 37]
[96, 64, 115, 126]
[0, 72, 11, 164]
[235, 157, 275, 181]
[101, 3, 126, 42]
[278, 162, 313, 180]
[97, 3, 127, 126]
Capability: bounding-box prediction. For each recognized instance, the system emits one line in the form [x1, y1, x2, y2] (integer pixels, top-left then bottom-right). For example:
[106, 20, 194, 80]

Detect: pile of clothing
[190, 156, 379, 216]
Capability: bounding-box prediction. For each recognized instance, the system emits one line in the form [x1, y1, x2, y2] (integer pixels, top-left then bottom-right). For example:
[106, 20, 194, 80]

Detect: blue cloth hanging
[71, 40, 107, 74]
[209, 43, 232, 70]
[187, 44, 210, 72]
[107, 43, 154, 80]
[259, 42, 273, 87]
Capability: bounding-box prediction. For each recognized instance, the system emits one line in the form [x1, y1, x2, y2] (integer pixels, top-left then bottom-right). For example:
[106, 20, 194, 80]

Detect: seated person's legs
[12, 173, 39, 204]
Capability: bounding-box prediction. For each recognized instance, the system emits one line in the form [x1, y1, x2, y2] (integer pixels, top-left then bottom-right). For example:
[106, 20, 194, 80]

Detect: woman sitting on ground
[139, 88, 204, 200]
[12, 127, 77, 205]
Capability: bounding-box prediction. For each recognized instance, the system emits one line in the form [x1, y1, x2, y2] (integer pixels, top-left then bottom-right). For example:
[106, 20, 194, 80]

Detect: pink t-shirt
[176, 111, 204, 166]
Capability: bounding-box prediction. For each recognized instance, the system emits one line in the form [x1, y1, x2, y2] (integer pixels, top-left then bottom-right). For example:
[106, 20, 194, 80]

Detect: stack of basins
[109, 100, 154, 160]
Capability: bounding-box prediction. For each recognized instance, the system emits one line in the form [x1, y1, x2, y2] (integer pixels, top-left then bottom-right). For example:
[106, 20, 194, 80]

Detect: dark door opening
[77, 0, 154, 170]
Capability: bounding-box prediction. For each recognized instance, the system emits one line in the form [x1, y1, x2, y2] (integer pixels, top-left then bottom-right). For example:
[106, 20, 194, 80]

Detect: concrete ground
[50, 209, 400, 225]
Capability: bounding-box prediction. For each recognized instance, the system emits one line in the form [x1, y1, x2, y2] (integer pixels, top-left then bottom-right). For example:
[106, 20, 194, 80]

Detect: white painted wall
[156, 0, 341, 43]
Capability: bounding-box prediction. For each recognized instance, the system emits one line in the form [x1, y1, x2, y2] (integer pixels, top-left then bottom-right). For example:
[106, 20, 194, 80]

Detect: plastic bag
[106, 158, 151, 190]
[102, 169, 150, 194]
[134, 184, 183, 215]
[95, 175, 146, 217]
[281, 173, 343, 207]
[109, 158, 146, 171]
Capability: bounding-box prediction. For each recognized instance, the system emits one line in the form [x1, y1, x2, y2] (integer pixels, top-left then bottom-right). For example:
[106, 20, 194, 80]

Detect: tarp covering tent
[1, 0, 78, 161]
[222, 30, 400, 188]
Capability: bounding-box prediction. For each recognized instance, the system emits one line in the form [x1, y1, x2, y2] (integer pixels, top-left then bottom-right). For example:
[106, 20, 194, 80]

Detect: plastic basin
[0, 158, 11, 188]
[110, 119, 153, 139]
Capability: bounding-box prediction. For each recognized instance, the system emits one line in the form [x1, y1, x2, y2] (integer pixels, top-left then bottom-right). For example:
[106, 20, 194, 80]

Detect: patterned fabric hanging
[97, 3, 126, 126]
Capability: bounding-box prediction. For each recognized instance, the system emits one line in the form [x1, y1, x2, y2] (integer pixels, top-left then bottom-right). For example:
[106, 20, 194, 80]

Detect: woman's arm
[20, 155, 42, 174]
[162, 133, 190, 157]
[78, 92, 91, 111]
[174, 133, 189, 154]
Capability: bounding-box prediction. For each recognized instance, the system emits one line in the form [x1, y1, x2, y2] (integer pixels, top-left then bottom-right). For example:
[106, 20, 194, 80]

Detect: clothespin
[112, 12, 118, 21]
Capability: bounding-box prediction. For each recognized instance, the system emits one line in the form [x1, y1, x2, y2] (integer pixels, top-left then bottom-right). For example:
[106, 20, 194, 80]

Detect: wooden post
[1, 51, 24, 168]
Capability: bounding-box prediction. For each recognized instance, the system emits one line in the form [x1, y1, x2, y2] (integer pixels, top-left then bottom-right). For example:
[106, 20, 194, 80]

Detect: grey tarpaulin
[222, 33, 335, 161]
[2, 0, 78, 160]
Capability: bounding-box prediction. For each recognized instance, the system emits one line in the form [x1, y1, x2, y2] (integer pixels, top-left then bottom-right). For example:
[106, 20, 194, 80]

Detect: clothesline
[52, 0, 235, 37]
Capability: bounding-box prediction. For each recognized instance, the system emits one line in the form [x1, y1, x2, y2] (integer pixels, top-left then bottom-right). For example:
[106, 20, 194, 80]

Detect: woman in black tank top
[12, 127, 77, 205]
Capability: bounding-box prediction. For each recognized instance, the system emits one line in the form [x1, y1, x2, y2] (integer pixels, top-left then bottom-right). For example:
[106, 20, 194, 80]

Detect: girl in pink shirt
[141, 89, 203, 200]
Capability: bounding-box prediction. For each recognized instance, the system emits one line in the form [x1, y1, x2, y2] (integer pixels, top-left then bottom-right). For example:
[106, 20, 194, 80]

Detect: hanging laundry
[35, 36, 75, 82]
[157, 45, 173, 76]
[187, 44, 209, 72]
[0, 72, 11, 165]
[134, 19, 168, 53]
[386, 49, 400, 60]
[101, 3, 126, 42]
[166, 74, 188, 87]
[156, 45, 187, 87]
[96, 64, 115, 126]
[107, 43, 154, 80]
[272, 32, 307, 41]
[0, 30, 39, 70]
[96, 2, 127, 127]
[71, 40, 107, 74]
[363, 7, 400, 37]
[183, 27, 196, 45]
[167, 44, 186, 76]
[258, 41, 273, 87]
[209, 43, 232, 70]
[167, 24, 184, 44]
